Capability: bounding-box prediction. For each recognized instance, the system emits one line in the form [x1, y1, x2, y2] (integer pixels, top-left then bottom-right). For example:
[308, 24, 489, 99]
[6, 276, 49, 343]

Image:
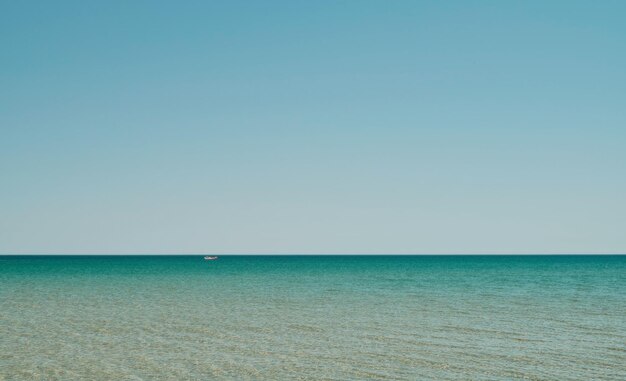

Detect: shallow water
[1, 255, 625, 380]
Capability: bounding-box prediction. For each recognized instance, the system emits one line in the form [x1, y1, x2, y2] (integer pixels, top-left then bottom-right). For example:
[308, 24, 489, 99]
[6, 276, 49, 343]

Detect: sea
[1, 255, 625, 380]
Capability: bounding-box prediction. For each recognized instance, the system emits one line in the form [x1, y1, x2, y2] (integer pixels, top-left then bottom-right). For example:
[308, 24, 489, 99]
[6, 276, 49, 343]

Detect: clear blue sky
[1, 1, 625, 254]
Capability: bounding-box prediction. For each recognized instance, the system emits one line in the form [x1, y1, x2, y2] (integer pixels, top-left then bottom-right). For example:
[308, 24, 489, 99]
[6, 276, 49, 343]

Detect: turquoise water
[1, 255, 625, 380]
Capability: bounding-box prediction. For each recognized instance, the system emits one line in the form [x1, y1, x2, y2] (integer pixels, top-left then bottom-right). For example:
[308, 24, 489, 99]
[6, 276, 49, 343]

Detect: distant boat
[204, 256, 219, 260]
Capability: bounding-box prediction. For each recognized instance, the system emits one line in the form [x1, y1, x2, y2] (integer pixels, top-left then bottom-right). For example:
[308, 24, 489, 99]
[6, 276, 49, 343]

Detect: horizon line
[1, 253, 625, 256]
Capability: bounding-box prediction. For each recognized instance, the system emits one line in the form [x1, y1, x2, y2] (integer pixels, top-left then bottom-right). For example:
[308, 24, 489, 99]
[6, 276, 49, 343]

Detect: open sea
[1, 255, 625, 380]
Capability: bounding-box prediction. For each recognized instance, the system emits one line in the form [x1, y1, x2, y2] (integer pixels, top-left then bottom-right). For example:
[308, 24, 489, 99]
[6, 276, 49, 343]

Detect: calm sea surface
[1, 255, 625, 380]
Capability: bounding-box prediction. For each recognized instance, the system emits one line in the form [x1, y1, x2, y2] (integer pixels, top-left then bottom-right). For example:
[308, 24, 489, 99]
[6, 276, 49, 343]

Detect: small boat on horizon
[204, 256, 219, 260]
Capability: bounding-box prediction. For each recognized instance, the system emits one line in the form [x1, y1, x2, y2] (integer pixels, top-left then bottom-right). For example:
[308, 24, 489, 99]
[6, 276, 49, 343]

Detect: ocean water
[1, 255, 625, 381]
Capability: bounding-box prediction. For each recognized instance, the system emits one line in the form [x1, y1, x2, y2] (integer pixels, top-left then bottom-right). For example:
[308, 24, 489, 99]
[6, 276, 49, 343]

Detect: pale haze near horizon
[1, 1, 625, 254]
